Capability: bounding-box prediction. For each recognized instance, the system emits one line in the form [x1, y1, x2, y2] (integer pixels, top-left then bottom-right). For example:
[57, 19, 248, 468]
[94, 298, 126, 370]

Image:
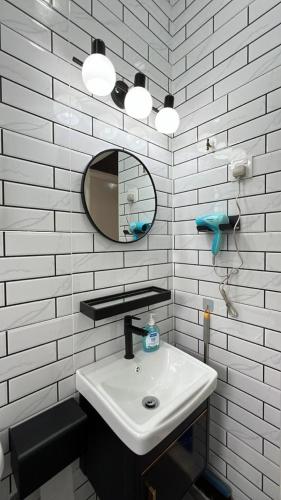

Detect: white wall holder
[229, 157, 252, 182]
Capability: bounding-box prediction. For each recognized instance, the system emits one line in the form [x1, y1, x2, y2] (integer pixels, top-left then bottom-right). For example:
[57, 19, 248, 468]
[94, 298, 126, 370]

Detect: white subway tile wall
[0, 1, 281, 499]
[0, 1, 172, 499]
[172, 1, 281, 500]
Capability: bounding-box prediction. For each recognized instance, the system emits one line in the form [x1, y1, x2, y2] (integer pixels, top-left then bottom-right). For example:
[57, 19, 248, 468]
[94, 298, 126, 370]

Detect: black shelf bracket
[196, 215, 240, 232]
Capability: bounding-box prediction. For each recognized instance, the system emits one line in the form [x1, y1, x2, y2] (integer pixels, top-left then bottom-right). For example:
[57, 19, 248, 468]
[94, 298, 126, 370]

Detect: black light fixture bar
[164, 94, 174, 108]
[92, 38, 105, 54]
[111, 80, 129, 109]
[134, 72, 145, 87]
[72, 38, 176, 118]
[72, 56, 83, 66]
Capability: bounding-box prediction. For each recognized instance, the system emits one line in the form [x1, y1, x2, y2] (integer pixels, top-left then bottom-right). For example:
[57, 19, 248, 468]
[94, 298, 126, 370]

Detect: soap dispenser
[143, 314, 160, 352]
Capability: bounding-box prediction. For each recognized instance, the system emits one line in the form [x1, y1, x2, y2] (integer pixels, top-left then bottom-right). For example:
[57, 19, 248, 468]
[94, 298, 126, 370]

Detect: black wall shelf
[10, 399, 87, 499]
[80, 286, 171, 321]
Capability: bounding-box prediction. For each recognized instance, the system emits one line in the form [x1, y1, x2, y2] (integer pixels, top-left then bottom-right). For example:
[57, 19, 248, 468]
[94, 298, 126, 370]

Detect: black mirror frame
[81, 148, 158, 244]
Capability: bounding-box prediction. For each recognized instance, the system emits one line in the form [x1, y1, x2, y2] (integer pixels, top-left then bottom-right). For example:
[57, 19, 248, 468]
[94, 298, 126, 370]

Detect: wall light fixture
[73, 39, 180, 134]
[81, 39, 116, 97]
[155, 95, 180, 134]
[124, 72, 153, 120]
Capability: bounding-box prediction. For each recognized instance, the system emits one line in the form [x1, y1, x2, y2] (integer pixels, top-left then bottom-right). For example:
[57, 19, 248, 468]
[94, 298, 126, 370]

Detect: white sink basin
[76, 342, 217, 455]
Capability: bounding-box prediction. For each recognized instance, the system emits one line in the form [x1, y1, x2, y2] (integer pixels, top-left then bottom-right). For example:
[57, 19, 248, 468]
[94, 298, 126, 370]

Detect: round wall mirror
[82, 149, 157, 243]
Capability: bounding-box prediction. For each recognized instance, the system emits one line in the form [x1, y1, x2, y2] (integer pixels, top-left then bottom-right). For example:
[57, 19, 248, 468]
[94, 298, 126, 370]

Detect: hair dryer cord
[213, 180, 243, 317]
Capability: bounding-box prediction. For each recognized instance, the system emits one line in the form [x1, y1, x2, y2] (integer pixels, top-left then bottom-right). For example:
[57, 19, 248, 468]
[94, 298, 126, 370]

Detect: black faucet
[124, 315, 147, 359]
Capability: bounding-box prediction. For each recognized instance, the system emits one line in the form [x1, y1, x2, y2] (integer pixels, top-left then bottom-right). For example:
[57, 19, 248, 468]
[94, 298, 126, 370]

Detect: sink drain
[142, 396, 159, 409]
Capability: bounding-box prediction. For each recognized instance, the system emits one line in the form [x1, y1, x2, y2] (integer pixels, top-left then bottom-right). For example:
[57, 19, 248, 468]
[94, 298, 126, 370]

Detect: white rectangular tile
[210, 436, 262, 486]
[0, 0, 51, 49]
[4, 182, 82, 213]
[228, 402, 280, 445]
[0, 156, 53, 188]
[0, 385, 57, 432]
[172, 20, 213, 64]
[0, 51, 52, 97]
[54, 80, 123, 130]
[177, 97, 227, 136]
[121, 0, 148, 24]
[215, 44, 281, 99]
[125, 250, 168, 267]
[93, 0, 123, 20]
[3, 130, 91, 173]
[175, 331, 199, 353]
[228, 433, 280, 485]
[267, 129, 281, 152]
[173, 54, 213, 94]
[264, 404, 280, 428]
[264, 367, 281, 390]
[0, 103, 52, 142]
[229, 368, 280, 410]
[227, 466, 269, 500]
[0, 382, 7, 408]
[95, 266, 148, 288]
[192, 10, 248, 67]
[199, 176, 265, 203]
[9, 357, 73, 401]
[228, 337, 281, 371]
[265, 328, 281, 351]
[210, 406, 263, 452]
[209, 344, 263, 381]
[229, 65, 281, 110]
[249, 21, 281, 62]
[264, 440, 280, 466]
[267, 87, 281, 113]
[8, 313, 92, 353]
[6, 273, 93, 305]
[174, 166, 228, 193]
[249, 0, 280, 22]
[0, 343, 56, 383]
[56, 252, 123, 274]
[198, 98, 265, 140]
[263, 476, 280, 500]
[0, 207, 54, 232]
[1, 25, 85, 93]
[266, 213, 281, 232]
[55, 212, 93, 233]
[55, 169, 80, 193]
[5, 232, 92, 256]
[254, 149, 281, 176]
[215, 3, 281, 65]
[0, 299, 55, 331]
[8, 0, 90, 51]
[0, 256, 54, 281]
[2, 80, 92, 135]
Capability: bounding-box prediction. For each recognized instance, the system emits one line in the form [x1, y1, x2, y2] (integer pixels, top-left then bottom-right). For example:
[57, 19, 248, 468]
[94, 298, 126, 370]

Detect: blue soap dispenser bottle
[143, 314, 160, 352]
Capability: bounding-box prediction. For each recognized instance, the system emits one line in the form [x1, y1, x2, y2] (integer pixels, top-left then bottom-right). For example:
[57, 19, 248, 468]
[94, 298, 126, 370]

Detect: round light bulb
[82, 53, 116, 97]
[124, 86, 153, 119]
[155, 107, 180, 134]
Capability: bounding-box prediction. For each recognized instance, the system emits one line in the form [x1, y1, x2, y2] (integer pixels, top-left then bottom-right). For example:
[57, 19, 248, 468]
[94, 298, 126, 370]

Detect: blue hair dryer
[129, 221, 151, 240]
[195, 213, 230, 255]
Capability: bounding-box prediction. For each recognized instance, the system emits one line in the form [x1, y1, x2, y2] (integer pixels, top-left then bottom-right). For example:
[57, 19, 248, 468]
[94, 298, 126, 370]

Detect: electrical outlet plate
[203, 298, 214, 312]
[229, 158, 252, 181]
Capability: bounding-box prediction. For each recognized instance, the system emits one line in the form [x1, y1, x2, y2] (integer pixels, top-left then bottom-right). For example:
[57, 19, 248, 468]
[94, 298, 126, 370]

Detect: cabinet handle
[147, 484, 157, 500]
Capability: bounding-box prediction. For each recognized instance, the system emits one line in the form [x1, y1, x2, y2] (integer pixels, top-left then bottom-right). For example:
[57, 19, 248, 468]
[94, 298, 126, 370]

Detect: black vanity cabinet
[80, 396, 207, 500]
